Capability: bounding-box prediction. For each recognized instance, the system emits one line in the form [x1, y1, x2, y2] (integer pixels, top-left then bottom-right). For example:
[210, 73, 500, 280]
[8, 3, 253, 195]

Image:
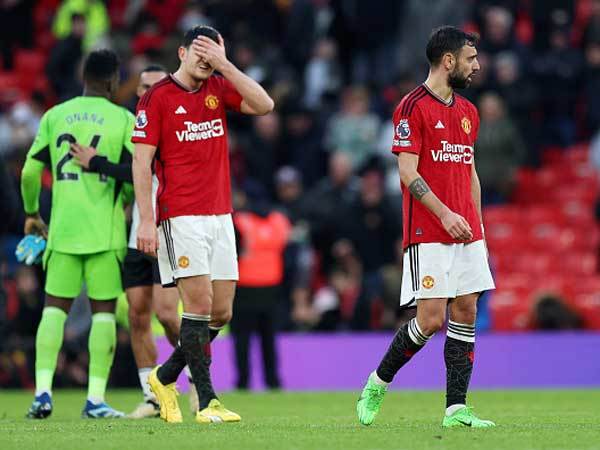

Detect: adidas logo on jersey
[435, 120, 445, 129]
[175, 105, 187, 114]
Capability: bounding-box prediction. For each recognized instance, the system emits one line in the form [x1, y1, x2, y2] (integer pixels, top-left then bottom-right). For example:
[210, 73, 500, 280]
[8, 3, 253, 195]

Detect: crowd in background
[1, 0, 600, 388]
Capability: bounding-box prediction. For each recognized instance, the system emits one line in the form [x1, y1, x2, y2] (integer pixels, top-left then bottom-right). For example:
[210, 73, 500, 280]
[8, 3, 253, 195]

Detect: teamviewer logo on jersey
[431, 140, 474, 165]
[176, 119, 224, 142]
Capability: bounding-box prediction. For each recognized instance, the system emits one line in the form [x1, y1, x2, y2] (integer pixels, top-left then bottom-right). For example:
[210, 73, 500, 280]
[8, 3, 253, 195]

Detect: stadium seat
[483, 205, 521, 225]
[489, 287, 535, 331]
[14, 50, 46, 75]
[561, 198, 596, 226]
[570, 292, 600, 329]
[567, 251, 598, 275]
[522, 206, 566, 226]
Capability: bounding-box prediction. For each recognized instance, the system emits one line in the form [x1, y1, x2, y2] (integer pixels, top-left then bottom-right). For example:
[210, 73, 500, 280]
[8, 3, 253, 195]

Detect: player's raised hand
[192, 35, 228, 72]
[24, 213, 48, 239]
[137, 220, 158, 257]
[70, 142, 97, 169]
[440, 210, 473, 241]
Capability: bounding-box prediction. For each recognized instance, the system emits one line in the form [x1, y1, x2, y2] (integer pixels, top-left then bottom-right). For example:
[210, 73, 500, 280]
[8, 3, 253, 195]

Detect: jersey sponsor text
[175, 119, 224, 142]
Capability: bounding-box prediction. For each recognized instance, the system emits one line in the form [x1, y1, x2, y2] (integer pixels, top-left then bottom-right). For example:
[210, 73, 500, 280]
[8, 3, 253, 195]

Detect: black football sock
[157, 344, 186, 385]
[445, 320, 476, 408]
[376, 318, 432, 383]
[179, 313, 217, 410]
[209, 325, 224, 342]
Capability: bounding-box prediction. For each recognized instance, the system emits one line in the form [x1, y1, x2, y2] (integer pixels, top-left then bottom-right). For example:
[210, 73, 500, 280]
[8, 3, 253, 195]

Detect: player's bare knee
[128, 308, 151, 331]
[419, 314, 445, 335]
[450, 297, 478, 324]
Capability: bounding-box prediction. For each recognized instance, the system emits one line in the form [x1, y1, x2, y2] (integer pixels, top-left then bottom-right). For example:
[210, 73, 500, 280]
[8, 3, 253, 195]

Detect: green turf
[1, 389, 599, 450]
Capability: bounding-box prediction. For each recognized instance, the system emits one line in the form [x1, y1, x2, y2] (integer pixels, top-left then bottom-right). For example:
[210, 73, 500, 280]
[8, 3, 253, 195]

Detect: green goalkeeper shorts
[44, 250, 123, 300]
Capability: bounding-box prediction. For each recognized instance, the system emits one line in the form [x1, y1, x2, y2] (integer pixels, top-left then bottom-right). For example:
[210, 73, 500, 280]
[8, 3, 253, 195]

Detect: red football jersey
[132, 74, 243, 222]
[391, 84, 483, 249]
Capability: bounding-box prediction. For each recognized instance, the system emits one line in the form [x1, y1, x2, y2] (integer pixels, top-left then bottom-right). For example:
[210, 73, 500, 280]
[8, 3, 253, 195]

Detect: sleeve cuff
[88, 155, 107, 172]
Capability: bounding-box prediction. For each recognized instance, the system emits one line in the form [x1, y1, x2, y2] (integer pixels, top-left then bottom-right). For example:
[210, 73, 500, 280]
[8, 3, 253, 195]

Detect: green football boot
[442, 406, 496, 428]
[357, 373, 387, 426]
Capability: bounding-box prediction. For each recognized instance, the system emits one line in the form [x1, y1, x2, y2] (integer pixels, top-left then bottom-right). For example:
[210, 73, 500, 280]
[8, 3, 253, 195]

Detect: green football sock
[87, 312, 116, 403]
[35, 306, 68, 396]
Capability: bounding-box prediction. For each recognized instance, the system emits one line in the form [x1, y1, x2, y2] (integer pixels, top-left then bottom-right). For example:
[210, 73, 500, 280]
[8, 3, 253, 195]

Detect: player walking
[118, 65, 186, 419]
[132, 26, 274, 424]
[23, 50, 134, 419]
[357, 26, 496, 428]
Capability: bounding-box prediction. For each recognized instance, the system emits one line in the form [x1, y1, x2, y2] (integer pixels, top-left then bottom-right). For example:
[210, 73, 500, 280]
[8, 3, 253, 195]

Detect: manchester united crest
[461, 117, 472, 134]
[422, 275, 435, 289]
[205, 95, 219, 110]
[178, 256, 190, 268]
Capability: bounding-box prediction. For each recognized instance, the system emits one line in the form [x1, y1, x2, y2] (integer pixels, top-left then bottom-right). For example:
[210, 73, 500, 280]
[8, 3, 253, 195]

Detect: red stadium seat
[561, 251, 598, 275]
[522, 206, 565, 226]
[493, 272, 534, 290]
[555, 185, 597, 206]
[14, 50, 46, 75]
[561, 199, 596, 226]
[489, 287, 535, 331]
[570, 292, 600, 329]
[483, 205, 521, 225]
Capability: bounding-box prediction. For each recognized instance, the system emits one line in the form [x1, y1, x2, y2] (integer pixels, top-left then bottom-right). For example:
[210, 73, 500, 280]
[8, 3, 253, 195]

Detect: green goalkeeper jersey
[21, 96, 135, 255]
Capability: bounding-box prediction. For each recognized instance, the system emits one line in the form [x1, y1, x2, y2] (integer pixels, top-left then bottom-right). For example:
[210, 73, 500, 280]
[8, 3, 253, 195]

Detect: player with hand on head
[357, 26, 496, 428]
[132, 25, 274, 424]
[22, 49, 135, 419]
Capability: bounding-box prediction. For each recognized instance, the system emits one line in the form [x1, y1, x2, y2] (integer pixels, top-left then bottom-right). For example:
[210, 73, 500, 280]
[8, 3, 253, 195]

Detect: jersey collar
[422, 83, 455, 107]
[169, 74, 203, 93]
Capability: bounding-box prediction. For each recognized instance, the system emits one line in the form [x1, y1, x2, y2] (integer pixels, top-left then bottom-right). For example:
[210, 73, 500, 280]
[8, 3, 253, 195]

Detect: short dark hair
[182, 25, 219, 48]
[83, 49, 120, 82]
[141, 64, 167, 74]
[426, 26, 478, 66]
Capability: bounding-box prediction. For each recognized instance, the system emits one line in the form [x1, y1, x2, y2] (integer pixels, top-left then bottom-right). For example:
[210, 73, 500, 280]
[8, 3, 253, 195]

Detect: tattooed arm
[398, 152, 473, 240]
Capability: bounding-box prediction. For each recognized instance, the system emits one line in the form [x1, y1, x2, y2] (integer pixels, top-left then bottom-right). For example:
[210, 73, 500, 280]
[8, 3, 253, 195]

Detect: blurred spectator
[583, 39, 600, 132]
[282, 105, 325, 189]
[0, 0, 34, 70]
[479, 6, 521, 56]
[324, 86, 380, 169]
[491, 51, 539, 153]
[396, 0, 469, 77]
[476, 92, 527, 204]
[274, 166, 307, 224]
[178, 2, 213, 33]
[380, 240, 404, 330]
[231, 188, 291, 389]
[531, 23, 583, 147]
[245, 113, 284, 198]
[582, 0, 600, 47]
[312, 239, 361, 330]
[303, 151, 358, 271]
[47, 13, 85, 101]
[131, 16, 165, 56]
[533, 294, 583, 330]
[304, 38, 342, 109]
[334, 156, 402, 329]
[52, 0, 110, 50]
[0, 98, 44, 157]
[346, 0, 401, 86]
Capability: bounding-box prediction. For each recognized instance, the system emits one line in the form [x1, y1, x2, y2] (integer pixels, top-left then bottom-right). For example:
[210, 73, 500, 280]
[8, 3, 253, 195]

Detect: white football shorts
[157, 214, 238, 286]
[400, 240, 495, 307]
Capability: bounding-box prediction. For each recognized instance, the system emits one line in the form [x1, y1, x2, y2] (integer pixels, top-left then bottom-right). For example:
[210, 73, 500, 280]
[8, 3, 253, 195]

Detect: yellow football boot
[195, 399, 241, 424]
[147, 366, 182, 423]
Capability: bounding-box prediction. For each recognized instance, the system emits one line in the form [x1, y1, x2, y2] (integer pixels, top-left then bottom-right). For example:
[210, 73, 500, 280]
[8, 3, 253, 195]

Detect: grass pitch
[1, 389, 599, 450]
